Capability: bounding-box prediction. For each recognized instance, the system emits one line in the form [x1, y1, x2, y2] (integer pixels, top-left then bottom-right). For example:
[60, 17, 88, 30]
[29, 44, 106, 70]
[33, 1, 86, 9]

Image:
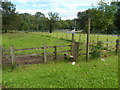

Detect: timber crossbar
[2, 40, 119, 65]
[3, 45, 71, 52]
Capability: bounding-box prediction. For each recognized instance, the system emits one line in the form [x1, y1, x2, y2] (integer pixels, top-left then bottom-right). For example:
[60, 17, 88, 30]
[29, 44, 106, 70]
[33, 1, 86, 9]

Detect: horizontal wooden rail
[104, 41, 116, 44]
[79, 49, 86, 51]
[106, 45, 115, 48]
[16, 53, 43, 58]
[57, 50, 71, 53]
[3, 41, 117, 53]
[15, 50, 71, 58]
[3, 45, 71, 52]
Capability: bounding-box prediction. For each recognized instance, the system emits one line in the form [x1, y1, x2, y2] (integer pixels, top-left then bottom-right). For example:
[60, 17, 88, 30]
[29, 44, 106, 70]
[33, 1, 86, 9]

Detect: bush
[91, 41, 104, 59]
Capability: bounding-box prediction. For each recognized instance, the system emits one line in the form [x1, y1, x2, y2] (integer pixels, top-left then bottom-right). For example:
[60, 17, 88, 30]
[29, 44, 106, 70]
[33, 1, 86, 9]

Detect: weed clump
[91, 41, 105, 58]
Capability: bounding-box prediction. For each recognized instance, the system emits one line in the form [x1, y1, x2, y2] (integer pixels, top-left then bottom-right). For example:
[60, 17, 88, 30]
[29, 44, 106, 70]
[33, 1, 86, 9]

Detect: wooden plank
[15, 50, 71, 58]
[104, 41, 116, 44]
[16, 53, 43, 58]
[116, 39, 119, 53]
[57, 50, 71, 53]
[3, 50, 10, 52]
[71, 42, 74, 55]
[101, 50, 110, 53]
[79, 49, 86, 51]
[86, 18, 91, 62]
[0, 45, 2, 65]
[73, 42, 79, 61]
[106, 38, 109, 48]
[43, 43, 47, 63]
[64, 53, 74, 61]
[4, 45, 71, 52]
[64, 53, 74, 58]
[111, 49, 116, 51]
[106, 45, 115, 48]
[14, 47, 43, 51]
[79, 34, 81, 42]
[10, 45, 15, 65]
[72, 33, 74, 43]
[56, 45, 71, 48]
[54, 46, 57, 60]
[80, 43, 96, 46]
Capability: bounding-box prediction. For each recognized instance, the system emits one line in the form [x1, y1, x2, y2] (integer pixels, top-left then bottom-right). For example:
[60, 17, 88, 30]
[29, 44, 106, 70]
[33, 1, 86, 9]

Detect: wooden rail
[2, 40, 119, 65]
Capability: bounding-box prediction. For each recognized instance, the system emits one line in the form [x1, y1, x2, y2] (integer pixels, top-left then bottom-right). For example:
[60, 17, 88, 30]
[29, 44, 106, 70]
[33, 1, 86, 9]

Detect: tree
[34, 12, 46, 31]
[1, 1, 19, 33]
[48, 12, 60, 33]
[77, 0, 117, 34]
[77, 9, 96, 32]
[114, 1, 120, 34]
[94, 0, 117, 34]
[18, 13, 33, 31]
[58, 20, 75, 29]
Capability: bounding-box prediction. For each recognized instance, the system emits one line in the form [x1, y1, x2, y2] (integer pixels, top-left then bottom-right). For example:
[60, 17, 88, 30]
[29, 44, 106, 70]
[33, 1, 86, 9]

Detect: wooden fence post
[10, 45, 15, 65]
[57, 32, 58, 38]
[66, 33, 67, 40]
[97, 34, 99, 43]
[106, 38, 109, 48]
[116, 39, 119, 54]
[86, 18, 91, 62]
[0, 45, 2, 65]
[62, 34, 64, 39]
[79, 34, 81, 42]
[43, 43, 47, 63]
[90, 36, 92, 43]
[72, 33, 74, 43]
[54, 46, 57, 60]
[73, 42, 79, 61]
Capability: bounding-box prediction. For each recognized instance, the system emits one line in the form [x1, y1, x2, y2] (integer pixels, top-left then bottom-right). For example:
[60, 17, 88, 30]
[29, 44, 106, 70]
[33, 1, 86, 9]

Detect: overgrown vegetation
[91, 41, 104, 58]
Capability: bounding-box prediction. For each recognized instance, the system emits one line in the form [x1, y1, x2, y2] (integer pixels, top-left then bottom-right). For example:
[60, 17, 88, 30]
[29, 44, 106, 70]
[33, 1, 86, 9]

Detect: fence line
[2, 40, 119, 65]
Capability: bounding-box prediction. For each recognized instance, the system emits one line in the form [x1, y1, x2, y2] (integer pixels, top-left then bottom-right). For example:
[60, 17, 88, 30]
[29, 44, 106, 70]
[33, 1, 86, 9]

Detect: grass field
[2, 55, 118, 88]
[2, 33, 70, 50]
[2, 32, 118, 55]
[2, 33, 71, 54]
[35, 32, 118, 43]
[2, 32, 118, 88]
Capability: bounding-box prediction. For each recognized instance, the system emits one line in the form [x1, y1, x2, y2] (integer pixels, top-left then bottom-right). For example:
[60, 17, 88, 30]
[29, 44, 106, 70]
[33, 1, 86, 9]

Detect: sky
[8, 0, 117, 20]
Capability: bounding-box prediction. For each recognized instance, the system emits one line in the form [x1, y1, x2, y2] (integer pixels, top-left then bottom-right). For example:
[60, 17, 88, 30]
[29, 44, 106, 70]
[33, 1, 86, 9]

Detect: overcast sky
[8, 0, 117, 20]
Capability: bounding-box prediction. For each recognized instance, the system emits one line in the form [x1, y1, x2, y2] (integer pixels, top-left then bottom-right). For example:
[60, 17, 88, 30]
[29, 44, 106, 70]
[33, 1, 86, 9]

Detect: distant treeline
[1, 1, 120, 34]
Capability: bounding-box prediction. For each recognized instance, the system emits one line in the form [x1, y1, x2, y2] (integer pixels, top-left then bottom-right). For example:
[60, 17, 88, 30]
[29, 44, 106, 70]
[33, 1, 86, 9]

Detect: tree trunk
[4, 29, 7, 33]
[49, 24, 52, 33]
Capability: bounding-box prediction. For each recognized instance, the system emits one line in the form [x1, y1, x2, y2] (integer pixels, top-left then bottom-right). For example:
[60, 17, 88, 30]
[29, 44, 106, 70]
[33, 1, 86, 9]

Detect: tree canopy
[1, 1, 120, 34]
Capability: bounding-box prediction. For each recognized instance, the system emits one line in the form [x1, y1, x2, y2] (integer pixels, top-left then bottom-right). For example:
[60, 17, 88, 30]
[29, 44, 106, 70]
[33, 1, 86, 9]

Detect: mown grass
[2, 55, 118, 88]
